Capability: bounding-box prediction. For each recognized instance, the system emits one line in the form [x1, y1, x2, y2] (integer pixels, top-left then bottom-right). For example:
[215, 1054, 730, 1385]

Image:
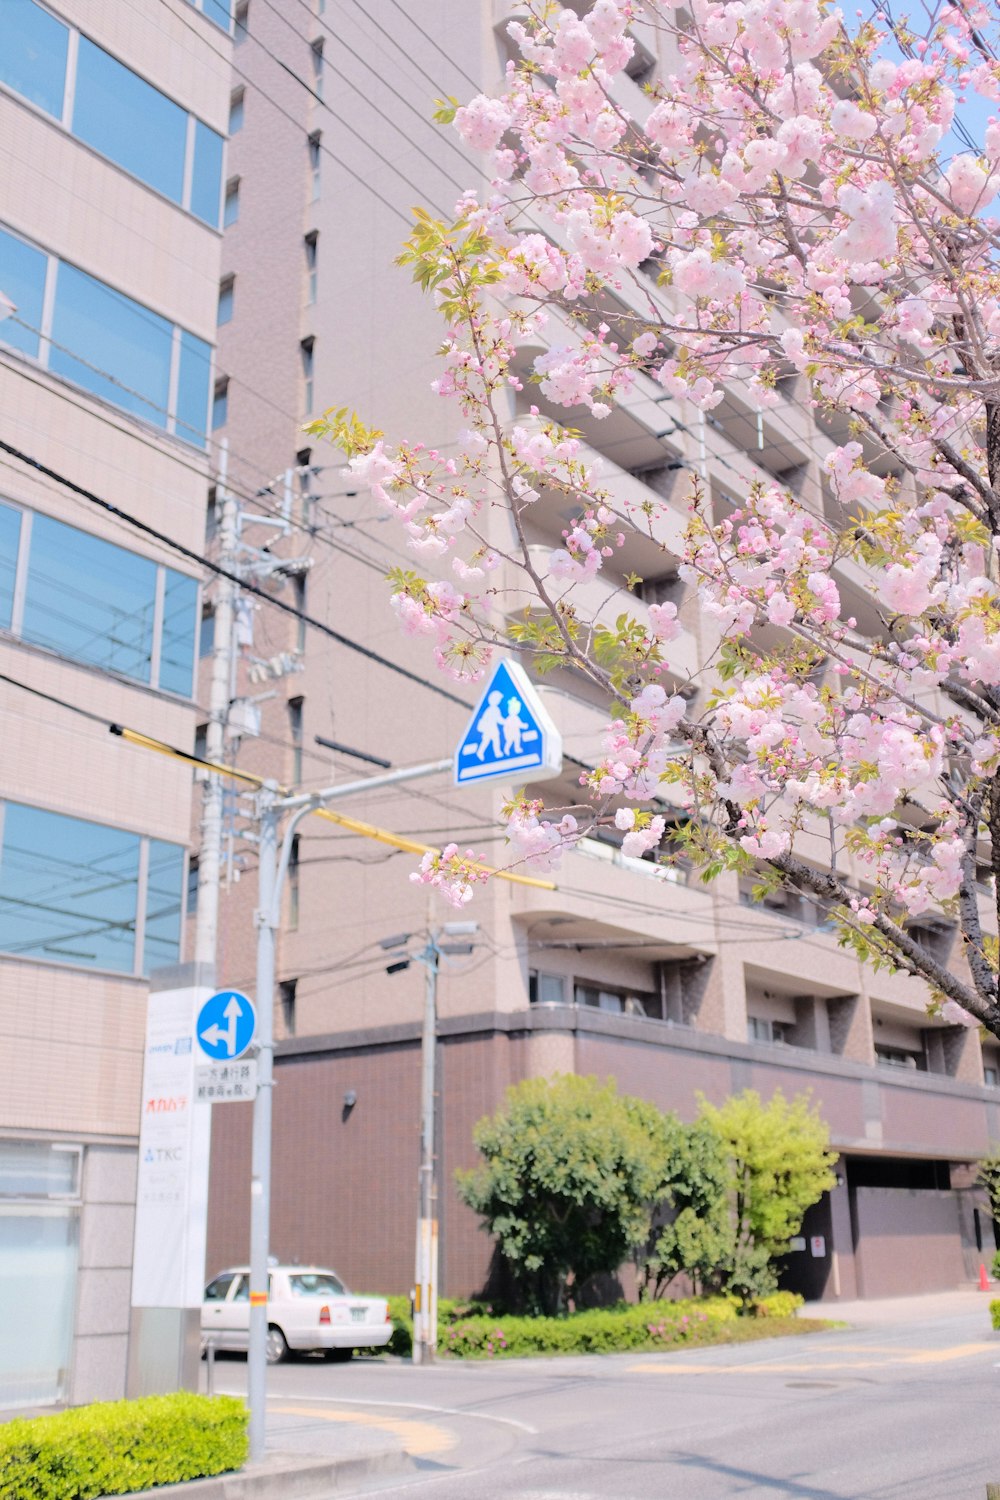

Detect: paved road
[208, 1298, 1000, 1498]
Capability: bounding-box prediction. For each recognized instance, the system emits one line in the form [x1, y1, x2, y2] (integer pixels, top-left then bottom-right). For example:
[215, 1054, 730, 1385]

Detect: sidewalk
[803, 1285, 994, 1327]
[106, 1410, 411, 1500]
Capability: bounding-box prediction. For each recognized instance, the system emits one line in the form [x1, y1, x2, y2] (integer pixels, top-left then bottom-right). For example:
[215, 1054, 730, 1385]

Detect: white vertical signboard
[131, 986, 213, 1309]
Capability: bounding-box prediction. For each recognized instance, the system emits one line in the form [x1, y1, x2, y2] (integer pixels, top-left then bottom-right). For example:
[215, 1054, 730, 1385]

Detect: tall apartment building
[202, 2, 1000, 1308]
[0, 0, 230, 1408]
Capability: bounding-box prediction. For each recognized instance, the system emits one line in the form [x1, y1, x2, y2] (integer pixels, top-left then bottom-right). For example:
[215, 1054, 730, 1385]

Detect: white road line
[213, 1388, 538, 1434]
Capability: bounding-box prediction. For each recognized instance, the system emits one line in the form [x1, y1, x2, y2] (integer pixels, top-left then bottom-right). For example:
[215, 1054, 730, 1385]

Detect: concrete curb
[105, 1447, 413, 1499]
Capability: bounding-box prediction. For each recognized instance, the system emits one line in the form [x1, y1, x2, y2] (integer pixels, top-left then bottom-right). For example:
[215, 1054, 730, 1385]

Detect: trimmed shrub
[753, 1291, 805, 1319]
[989, 1298, 1000, 1331]
[385, 1294, 413, 1356]
[440, 1297, 742, 1359]
[0, 1392, 246, 1500]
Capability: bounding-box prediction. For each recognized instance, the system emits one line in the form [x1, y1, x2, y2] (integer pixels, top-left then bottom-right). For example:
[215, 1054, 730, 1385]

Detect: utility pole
[196, 439, 237, 966]
[246, 782, 277, 1464]
[245, 757, 451, 1465]
[413, 932, 440, 1367]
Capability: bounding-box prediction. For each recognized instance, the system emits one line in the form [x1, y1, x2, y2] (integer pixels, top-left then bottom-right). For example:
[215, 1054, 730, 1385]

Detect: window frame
[184, 0, 234, 34]
[0, 496, 199, 696]
[212, 377, 229, 430]
[304, 231, 318, 305]
[300, 337, 315, 415]
[308, 132, 321, 201]
[0, 222, 213, 449]
[0, 2, 226, 226]
[218, 275, 235, 326]
[223, 178, 240, 228]
[0, 798, 188, 978]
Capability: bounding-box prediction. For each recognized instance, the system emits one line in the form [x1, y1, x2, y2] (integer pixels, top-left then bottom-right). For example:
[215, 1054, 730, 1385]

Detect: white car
[202, 1264, 394, 1364]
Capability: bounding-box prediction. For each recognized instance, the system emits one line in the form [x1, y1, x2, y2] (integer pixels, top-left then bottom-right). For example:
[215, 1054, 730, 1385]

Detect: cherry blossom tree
[310, 0, 1000, 1038]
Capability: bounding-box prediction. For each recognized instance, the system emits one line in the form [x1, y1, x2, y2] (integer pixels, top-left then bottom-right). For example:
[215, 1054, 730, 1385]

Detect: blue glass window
[183, 0, 232, 31]
[223, 182, 239, 227]
[23, 513, 156, 680]
[0, 0, 68, 119]
[49, 262, 173, 431]
[190, 121, 224, 227]
[229, 90, 244, 133]
[199, 607, 215, 657]
[175, 329, 212, 449]
[0, 804, 140, 971]
[0, 504, 21, 631]
[144, 840, 186, 969]
[218, 280, 233, 325]
[0, 804, 185, 973]
[159, 569, 199, 696]
[0, 227, 47, 359]
[212, 381, 228, 430]
[72, 37, 187, 204]
[7, 507, 198, 691]
[204, 0, 233, 30]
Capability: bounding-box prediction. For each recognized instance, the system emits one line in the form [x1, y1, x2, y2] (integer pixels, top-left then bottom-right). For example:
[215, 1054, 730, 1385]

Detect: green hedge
[990, 1298, 1000, 1331]
[753, 1291, 805, 1319]
[382, 1292, 806, 1360]
[0, 1392, 247, 1500]
[440, 1296, 741, 1358]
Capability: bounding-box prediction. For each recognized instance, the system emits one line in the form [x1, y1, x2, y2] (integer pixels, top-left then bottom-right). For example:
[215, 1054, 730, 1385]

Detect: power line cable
[344, 0, 484, 98]
[249, 0, 474, 191]
[144, 0, 438, 227]
[0, 436, 473, 709]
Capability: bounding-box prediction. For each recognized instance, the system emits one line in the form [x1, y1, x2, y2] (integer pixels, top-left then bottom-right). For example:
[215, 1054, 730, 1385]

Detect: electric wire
[0, 668, 555, 890]
[342, 0, 484, 99]
[146, 0, 446, 228]
[249, 0, 476, 191]
[0, 437, 475, 709]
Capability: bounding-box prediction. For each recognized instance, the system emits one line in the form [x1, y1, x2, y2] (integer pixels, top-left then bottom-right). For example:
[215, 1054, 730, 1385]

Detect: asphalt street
[208, 1297, 1000, 1498]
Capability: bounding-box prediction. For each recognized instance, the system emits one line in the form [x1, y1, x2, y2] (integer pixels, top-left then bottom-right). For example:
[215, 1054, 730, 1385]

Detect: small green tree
[699, 1089, 838, 1301]
[637, 1117, 732, 1300]
[976, 1150, 1000, 1222]
[456, 1074, 665, 1313]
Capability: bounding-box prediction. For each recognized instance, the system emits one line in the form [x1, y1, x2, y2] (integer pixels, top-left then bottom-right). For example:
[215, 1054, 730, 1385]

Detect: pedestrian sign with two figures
[455, 659, 562, 786]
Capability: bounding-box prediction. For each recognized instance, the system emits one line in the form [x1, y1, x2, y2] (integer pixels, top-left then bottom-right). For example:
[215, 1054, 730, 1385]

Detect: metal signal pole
[413, 933, 440, 1366]
[245, 758, 451, 1464]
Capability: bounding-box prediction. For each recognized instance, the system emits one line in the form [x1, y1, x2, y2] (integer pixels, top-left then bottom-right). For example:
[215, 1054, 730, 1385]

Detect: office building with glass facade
[0, 0, 230, 1408]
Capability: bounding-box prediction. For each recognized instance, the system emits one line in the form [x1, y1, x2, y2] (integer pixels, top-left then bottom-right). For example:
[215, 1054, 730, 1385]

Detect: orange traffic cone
[979, 1263, 991, 1292]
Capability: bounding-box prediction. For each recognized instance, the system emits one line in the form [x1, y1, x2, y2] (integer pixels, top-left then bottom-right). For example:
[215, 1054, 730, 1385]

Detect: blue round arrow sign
[196, 990, 256, 1061]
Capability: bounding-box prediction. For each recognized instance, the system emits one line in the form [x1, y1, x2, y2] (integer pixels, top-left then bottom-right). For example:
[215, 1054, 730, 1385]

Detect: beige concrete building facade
[0, 0, 230, 1407]
[195, 1, 1000, 1309]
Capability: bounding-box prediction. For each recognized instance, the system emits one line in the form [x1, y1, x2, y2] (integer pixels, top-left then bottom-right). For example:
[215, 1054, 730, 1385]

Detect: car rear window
[289, 1273, 346, 1297]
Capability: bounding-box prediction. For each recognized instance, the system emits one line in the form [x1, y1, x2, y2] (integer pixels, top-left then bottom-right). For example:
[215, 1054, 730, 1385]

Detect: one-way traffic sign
[196, 990, 256, 1061]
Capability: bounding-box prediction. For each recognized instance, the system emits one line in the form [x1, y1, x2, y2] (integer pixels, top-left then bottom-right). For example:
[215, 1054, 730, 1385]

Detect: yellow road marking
[628, 1343, 996, 1376]
[272, 1403, 457, 1458]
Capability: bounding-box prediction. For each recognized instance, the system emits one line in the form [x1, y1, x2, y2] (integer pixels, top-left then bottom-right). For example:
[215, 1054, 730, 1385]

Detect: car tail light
[319, 1305, 331, 1324]
[385, 1307, 392, 1323]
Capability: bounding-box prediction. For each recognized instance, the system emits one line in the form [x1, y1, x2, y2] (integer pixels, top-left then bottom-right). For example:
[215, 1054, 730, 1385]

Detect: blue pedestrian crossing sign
[455, 659, 562, 787]
[196, 990, 256, 1062]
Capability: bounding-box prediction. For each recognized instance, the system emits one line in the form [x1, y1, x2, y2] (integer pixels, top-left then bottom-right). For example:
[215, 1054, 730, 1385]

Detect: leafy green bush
[753, 1291, 804, 1319]
[440, 1297, 741, 1359]
[385, 1295, 413, 1356]
[0, 1392, 246, 1500]
[990, 1298, 1000, 1331]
